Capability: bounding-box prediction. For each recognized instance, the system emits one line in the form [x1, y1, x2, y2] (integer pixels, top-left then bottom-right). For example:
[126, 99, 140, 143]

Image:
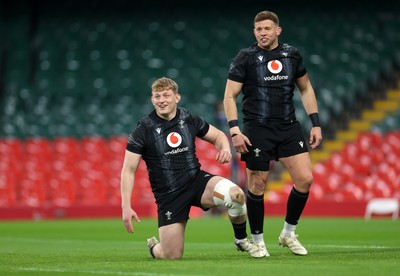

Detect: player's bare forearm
[223, 96, 238, 121]
[208, 126, 230, 151]
[223, 80, 243, 122]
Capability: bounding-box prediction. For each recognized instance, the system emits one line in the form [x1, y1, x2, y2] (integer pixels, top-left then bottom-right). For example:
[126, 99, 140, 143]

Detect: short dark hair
[254, 11, 279, 26]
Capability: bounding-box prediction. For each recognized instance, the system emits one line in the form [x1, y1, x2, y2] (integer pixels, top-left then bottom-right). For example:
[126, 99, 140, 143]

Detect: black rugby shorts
[241, 120, 309, 171]
[156, 170, 214, 227]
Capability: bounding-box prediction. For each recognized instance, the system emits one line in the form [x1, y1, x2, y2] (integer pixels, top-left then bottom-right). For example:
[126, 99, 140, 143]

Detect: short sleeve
[227, 49, 248, 83]
[126, 122, 147, 154]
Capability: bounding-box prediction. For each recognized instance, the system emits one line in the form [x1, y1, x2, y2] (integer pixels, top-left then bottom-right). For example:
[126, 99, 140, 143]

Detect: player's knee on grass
[162, 248, 183, 260]
[213, 179, 246, 217]
[157, 244, 183, 260]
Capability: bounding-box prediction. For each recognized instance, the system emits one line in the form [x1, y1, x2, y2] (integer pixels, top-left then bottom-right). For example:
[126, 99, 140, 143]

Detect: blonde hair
[151, 77, 179, 94]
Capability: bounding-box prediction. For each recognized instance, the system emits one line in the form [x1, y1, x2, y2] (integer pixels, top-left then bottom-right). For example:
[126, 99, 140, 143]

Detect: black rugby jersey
[228, 42, 307, 123]
[126, 108, 210, 199]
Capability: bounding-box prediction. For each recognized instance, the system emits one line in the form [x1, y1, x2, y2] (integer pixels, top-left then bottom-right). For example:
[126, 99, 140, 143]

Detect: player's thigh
[159, 222, 187, 257]
[280, 152, 312, 188]
[201, 176, 224, 207]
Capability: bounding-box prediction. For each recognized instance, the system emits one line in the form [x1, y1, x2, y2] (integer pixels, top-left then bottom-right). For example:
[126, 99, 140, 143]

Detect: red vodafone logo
[267, 60, 283, 74]
[167, 132, 182, 148]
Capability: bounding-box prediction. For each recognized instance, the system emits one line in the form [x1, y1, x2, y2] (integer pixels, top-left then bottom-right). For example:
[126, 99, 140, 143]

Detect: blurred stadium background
[0, 0, 399, 219]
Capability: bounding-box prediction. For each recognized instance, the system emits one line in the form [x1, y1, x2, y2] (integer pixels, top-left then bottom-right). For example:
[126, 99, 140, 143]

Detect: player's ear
[276, 26, 282, 36]
[176, 94, 181, 103]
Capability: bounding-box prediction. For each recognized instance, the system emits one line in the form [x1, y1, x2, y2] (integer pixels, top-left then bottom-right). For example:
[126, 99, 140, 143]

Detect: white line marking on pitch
[308, 244, 392, 249]
[189, 242, 395, 249]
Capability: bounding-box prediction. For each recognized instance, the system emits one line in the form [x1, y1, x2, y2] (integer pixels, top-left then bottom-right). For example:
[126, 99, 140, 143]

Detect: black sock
[149, 245, 156, 258]
[232, 221, 247, 240]
[285, 187, 309, 225]
[246, 191, 264, 235]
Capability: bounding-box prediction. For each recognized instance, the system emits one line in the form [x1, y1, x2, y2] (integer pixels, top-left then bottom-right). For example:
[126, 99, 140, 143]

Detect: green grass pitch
[1, 216, 399, 275]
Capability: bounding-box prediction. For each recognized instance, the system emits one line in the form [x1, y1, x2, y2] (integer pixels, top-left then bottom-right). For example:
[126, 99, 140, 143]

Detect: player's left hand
[309, 127, 322, 149]
[216, 148, 232, 164]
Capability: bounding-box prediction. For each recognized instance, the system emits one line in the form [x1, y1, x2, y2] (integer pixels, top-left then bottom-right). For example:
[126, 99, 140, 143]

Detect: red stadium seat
[0, 173, 17, 207]
[266, 189, 288, 203]
[356, 132, 383, 150]
[0, 138, 23, 159]
[78, 171, 108, 205]
[108, 176, 121, 205]
[312, 163, 328, 185]
[0, 154, 22, 177]
[109, 159, 123, 174]
[82, 136, 110, 159]
[108, 136, 127, 157]
[25, 137, 53, 158]
[53, 137, 81, 158]
[385, 131, 400, 149]
[343, 181, 363, 201]
[195, 138, 210, 151]
[308, 183, 324, 201]
[338, 163, 356, 183]
[324, 152, 343, 172]
[49, 173, 77, 207]
[19, 176, 47, 207]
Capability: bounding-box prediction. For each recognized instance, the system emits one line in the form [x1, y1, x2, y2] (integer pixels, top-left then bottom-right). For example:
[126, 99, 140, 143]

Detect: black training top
[126, 108, 210, 199]
[228, 42, 307, 123]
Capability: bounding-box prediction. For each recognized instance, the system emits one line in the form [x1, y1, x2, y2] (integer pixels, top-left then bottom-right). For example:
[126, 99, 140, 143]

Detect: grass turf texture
[0, 217, 399, 276]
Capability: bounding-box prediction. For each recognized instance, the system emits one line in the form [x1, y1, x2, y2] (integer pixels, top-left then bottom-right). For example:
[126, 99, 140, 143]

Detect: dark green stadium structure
[1, 0, 400, 138]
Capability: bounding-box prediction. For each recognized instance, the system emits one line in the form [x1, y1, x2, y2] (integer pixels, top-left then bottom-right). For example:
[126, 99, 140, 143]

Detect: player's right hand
[122, 207, 140, 233]
[232, 132, 252, 154]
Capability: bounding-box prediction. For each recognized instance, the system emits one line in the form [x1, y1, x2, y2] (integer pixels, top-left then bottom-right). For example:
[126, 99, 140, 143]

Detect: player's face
[151, 89, 180, 119]
[254, 19, 282, 50]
